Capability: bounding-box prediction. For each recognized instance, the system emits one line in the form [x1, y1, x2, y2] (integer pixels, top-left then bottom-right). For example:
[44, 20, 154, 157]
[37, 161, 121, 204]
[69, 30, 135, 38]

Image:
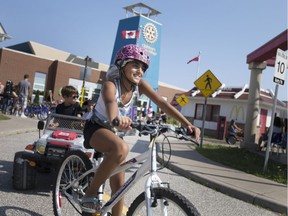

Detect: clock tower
[111, 3, 162, 109]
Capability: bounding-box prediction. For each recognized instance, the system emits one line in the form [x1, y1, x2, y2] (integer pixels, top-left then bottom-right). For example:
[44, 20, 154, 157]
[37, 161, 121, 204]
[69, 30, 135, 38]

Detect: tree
[33, 90, 40, 105]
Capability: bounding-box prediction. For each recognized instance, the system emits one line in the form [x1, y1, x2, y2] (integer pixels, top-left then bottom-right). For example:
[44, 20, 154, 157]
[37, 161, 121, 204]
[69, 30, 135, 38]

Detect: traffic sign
[176, 94, 189, 107]
[273, 48, 287, 85]
[194, 70, 222, 97]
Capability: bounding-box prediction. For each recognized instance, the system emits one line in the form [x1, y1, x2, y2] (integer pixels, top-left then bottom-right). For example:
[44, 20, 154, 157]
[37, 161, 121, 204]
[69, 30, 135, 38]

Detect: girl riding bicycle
[82, 44, 201, 215]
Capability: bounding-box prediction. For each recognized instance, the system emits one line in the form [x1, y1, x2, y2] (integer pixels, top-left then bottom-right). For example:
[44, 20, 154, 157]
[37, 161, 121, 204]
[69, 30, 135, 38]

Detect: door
[259, 109, 268, 135]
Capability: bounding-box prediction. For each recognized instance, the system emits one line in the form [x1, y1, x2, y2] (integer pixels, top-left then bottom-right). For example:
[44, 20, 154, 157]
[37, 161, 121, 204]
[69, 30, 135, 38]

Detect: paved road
[0, 131, 279, 216]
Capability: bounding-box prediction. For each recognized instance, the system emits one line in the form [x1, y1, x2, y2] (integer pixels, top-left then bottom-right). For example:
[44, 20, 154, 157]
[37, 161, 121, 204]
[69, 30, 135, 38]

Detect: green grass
[196, 144, 287, 184]
[0, 114, 11, 121]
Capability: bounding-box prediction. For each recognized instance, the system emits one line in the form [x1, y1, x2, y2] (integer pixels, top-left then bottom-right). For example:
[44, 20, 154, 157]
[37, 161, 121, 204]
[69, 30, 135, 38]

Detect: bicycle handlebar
[112, 118, 199, 146]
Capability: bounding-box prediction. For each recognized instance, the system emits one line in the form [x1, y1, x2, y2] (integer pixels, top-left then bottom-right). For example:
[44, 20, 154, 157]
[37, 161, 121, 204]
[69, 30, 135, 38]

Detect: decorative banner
[176, 94, 189, 107]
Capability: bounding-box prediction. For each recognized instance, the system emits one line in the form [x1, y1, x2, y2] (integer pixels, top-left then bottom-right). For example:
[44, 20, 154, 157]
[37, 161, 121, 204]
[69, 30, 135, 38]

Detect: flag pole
[196, 51, 201, 79]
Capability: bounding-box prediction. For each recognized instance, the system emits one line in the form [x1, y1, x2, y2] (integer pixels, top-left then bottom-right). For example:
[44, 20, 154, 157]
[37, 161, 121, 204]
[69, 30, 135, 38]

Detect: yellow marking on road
[103, 193, 128, 215]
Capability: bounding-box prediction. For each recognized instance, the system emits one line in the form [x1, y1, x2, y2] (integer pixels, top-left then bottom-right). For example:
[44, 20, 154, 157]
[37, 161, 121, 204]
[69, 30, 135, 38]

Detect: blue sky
[1, 0, 287, 100]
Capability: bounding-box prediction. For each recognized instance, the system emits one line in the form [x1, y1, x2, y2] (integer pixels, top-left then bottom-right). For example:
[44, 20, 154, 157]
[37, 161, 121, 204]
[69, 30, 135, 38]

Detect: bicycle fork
[144, 139, 170, 216]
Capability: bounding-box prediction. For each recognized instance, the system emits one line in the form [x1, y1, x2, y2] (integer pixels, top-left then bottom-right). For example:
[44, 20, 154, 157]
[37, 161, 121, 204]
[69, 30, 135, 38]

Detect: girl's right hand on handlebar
[187, 125, 201, 143]
[112, 116, 132, 131]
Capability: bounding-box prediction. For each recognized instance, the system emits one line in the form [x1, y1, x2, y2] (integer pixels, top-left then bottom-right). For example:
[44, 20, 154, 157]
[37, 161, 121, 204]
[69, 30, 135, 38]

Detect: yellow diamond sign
[176, 94, 189, 107]
[194, 70, 222, 97]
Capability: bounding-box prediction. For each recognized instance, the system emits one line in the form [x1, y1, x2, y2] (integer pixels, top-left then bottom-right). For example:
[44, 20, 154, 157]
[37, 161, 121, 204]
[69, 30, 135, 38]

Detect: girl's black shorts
[83, 120, 103, 149]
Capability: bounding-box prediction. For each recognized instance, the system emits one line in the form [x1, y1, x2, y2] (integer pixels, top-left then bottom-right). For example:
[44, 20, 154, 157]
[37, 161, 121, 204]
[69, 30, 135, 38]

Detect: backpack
[4, 80, 13, 96]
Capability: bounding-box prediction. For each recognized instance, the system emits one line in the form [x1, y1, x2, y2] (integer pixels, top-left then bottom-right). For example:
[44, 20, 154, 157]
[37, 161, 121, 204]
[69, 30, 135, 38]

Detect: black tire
[227, 135, 237, 145]
[126, 187, 200, 216]
[12, 152, 37, 190]
[53, 150, 93, 216]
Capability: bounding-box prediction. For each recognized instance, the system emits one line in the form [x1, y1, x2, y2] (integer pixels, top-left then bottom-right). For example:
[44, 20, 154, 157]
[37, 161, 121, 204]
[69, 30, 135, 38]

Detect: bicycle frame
[64, 130, 164, 216]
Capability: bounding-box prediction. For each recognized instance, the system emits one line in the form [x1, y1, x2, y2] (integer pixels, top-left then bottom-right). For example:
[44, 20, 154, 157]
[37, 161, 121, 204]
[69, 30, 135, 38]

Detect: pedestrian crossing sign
[176, 94, 189, 107]
[194, 70, 222, 97]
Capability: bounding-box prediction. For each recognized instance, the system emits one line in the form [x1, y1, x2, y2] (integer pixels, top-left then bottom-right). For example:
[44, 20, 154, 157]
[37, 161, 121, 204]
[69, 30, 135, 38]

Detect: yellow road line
[103, 193, 128, 215]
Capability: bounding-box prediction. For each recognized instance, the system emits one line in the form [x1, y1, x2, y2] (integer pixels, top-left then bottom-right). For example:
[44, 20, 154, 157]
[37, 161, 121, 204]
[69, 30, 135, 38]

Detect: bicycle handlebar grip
[112, 118, 120, 127]
[111, 118, 142, 130]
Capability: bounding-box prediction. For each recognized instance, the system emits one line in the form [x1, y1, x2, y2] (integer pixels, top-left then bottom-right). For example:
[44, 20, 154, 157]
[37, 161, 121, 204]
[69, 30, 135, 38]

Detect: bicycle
[52, 119, 200, 216]
[24, 103, 50, 120]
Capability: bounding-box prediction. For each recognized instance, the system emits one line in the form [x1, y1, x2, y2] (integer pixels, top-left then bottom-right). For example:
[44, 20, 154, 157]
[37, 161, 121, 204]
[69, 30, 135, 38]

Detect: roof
[123, 3, 161, 18]
[171, 85, 288, 109]
[247, 29, 288, 67]
[6, 41, 109, 71]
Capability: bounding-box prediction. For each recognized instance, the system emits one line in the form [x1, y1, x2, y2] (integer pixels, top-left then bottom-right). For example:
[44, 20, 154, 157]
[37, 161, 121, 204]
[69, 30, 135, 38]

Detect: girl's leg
[83, 128, 129, 210]
[110, 171, 125, 216]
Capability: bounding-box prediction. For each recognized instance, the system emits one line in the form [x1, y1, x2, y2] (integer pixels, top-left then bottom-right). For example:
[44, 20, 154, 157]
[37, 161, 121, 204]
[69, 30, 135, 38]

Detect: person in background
[1, 80, 14, 114]
[49, 85, 82, 128]
[258, 116, 283, 151]
[146, 105, 153, 122]
[160, 110, 167, 124]
[18, 74, 31, 118]
[55, 85, 82, 116]
[229, 119, 243, 135]
[11, 85, 19, 116]
[82, 99, 94, 119]
[0, 81, 4, 94]
[81, 44, 201, 215]
[141, 105, 147, 120]
[0, 81, 4, 106]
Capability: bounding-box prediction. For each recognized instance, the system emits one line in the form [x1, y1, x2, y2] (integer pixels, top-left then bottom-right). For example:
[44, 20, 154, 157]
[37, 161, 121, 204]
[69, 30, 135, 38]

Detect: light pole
[80, 56, 92, 106]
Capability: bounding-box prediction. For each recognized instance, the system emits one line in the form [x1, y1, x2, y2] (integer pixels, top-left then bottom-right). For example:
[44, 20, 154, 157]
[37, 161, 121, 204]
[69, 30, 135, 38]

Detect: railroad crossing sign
[273, 48, 287, 85]
[176, 94, 189, 107]
[194, 70, 222, 97]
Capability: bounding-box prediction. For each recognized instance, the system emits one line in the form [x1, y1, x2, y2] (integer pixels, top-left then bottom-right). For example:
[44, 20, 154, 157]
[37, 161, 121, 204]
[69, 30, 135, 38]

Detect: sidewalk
[156, 137, 287, 214]
[0, 115, 287, 214]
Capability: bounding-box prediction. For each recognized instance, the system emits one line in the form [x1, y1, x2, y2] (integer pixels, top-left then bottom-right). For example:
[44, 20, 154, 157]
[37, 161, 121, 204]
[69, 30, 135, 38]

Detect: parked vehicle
[12, 113, 93, 190]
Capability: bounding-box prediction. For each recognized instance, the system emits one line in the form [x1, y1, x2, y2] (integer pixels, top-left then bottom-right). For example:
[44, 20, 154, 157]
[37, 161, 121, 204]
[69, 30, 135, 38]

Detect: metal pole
[80, 56, 89, 107]
[263, 84, 279, 172]
[200, 97, 207, 148]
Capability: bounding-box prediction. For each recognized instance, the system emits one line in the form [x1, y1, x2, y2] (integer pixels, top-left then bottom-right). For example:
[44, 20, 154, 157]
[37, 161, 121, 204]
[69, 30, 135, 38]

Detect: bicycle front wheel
[53, 150, 93, 216]
[126, 187, 200, 216]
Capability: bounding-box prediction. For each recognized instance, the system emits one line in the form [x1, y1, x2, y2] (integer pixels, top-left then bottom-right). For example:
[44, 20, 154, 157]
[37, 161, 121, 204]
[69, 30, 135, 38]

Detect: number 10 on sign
[273, 48, 287, 85]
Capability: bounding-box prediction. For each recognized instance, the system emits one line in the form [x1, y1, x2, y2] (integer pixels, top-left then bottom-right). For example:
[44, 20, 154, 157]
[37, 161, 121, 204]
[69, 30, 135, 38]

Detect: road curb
[157, 155, 287, 214]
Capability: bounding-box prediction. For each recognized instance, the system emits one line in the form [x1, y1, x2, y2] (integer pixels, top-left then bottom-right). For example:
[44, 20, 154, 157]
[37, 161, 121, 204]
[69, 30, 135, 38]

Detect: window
[195, 103, 220, 122]
[33, 72, 46, 96]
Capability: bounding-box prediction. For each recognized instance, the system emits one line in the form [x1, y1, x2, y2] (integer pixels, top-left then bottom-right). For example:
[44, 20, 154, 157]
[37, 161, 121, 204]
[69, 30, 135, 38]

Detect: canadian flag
[187, 56, 199, 64]
[122, 30, 140, 39]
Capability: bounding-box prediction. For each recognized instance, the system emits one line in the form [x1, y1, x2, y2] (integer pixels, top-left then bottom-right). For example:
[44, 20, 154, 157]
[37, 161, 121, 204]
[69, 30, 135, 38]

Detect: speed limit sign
[273, 48, 287, 85]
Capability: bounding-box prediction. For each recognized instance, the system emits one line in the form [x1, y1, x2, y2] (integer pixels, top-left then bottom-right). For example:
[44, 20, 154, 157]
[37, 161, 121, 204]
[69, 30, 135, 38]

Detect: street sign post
[263, 48, 287, 172]
[194, 70, 222, 147]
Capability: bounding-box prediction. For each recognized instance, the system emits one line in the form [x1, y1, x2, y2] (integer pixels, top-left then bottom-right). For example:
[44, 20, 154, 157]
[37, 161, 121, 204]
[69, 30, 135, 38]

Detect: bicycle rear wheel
[53, 150, 93, 216]
[126, 187, 200, 216]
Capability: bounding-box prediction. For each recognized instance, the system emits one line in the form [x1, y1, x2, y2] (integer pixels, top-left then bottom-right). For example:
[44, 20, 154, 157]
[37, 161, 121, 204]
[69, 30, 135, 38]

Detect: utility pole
[80, 56, 92, 106]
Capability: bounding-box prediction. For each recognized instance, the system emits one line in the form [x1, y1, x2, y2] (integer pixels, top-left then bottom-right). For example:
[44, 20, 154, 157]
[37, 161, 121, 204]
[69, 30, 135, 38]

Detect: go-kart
[12, 113, 94, 190]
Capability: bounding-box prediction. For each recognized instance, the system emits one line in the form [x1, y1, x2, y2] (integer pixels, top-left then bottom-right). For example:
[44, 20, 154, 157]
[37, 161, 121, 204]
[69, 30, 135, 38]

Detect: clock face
[143, 23, 158, 44]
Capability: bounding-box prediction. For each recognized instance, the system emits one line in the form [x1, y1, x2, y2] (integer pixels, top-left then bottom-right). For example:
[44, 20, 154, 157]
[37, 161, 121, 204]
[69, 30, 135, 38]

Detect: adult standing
[18, 74, 31, 118]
